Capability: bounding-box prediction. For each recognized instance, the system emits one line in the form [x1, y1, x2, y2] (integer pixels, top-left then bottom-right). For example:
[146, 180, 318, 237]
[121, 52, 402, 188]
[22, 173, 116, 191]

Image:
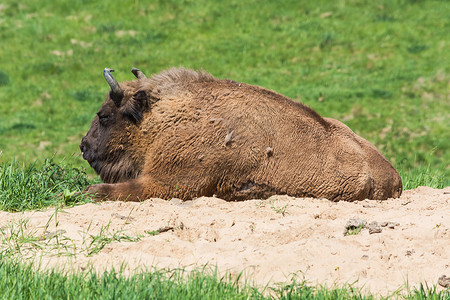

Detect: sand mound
[0, 186, 449, 296]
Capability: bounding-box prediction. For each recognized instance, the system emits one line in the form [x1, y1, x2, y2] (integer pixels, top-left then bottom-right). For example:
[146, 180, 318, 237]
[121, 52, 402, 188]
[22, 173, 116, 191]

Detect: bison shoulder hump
[149, 68, 216, 87]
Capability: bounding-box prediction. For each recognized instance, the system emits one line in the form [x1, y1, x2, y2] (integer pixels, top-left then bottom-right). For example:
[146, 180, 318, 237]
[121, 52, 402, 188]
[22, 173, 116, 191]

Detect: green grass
[344, 225, 365, 236]
[0, 260, 259, 299]
[0, 258, 448, 300]
[0, 159, 93, 212]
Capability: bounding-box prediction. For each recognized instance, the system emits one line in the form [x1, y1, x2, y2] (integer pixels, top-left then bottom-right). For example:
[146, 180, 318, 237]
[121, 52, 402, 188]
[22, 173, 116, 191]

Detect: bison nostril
[80, 141, 89, 154]
[80, 137, 89, 152]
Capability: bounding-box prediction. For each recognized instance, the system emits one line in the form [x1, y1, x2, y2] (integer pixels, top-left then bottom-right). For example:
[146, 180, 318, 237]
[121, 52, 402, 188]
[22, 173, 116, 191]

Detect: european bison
[80, 67, 402, 202]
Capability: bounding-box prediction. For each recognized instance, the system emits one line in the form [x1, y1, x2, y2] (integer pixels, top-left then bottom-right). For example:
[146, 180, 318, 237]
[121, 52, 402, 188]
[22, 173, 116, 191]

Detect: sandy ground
[0, 186, 449, 296]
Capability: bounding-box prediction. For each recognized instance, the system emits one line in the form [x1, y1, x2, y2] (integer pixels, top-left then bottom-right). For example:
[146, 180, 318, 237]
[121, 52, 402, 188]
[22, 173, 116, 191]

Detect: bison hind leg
[220, 181, 281, 201]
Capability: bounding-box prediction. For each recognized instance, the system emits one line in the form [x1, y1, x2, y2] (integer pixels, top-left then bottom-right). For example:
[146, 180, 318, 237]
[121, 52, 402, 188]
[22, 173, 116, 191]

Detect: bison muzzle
[80, 67, 402, 202]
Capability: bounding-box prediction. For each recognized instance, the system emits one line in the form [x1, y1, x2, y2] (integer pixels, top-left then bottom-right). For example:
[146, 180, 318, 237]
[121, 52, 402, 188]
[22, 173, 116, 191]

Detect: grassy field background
[0, 0, 448, 188]
[0, 0, 449, 298]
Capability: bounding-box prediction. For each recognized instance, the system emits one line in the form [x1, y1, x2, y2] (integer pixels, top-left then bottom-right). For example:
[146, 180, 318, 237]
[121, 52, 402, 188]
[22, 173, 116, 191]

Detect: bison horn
[103, 68, 124, 107]
[131, 67, 147, 79]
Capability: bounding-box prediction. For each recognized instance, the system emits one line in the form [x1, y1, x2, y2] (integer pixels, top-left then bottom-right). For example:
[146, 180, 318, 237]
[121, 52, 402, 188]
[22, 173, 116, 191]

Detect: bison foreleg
[83, 177, 167, 202]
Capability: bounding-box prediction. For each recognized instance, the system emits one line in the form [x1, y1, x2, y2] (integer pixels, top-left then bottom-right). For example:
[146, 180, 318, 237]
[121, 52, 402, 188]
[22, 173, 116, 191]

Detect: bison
[80, 67, 402, 202]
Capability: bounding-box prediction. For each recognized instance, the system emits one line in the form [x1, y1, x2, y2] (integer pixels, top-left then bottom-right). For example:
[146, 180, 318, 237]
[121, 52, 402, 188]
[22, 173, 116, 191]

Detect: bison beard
[80, 67, 402, 202]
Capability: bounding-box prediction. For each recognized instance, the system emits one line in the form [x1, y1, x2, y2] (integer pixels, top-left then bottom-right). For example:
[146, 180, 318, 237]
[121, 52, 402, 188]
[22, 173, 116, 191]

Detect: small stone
[363, 204, 375, 208]
[367, 221, 382, 234]
[170, 198, 183, 205]
[180, 200, 193, 207]
[438, 275, 450, 288]
[387, 222, 397, 229]
[345, 218, 367, 230]
[344, 218, 367, 235]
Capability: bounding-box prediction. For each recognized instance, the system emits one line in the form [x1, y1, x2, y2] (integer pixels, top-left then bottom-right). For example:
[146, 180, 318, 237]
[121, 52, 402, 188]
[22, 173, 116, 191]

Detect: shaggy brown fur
[80, 67, 402, 202]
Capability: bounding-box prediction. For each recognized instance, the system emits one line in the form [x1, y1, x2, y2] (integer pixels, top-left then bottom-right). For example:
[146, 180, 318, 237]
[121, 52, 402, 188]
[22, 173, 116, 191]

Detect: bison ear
[121, 90, 149, 123]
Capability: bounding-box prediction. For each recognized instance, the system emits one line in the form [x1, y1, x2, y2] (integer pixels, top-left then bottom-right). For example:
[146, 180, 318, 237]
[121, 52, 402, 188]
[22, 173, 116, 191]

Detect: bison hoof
[83, 184, 111, 201]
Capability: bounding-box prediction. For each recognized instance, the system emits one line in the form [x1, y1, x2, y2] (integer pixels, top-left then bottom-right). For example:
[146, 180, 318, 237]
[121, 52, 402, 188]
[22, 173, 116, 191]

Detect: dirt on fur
[0, 186, 449, 296]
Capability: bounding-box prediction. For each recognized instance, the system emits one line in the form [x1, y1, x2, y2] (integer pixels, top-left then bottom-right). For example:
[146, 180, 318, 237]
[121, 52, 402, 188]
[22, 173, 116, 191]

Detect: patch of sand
[0, 186, 449, 296]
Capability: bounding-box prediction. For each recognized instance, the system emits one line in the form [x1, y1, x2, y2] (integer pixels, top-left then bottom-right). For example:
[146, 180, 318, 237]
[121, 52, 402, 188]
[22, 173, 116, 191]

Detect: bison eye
[97, 112, 113, 126]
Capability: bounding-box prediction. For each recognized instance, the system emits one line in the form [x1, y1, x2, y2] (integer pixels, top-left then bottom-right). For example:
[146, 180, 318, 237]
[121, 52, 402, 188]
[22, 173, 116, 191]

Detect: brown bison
[80, 67, 402, 202]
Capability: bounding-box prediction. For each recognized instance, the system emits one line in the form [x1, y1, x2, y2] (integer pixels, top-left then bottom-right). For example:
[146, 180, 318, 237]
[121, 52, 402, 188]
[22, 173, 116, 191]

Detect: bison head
[80, 68, 149, 183]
